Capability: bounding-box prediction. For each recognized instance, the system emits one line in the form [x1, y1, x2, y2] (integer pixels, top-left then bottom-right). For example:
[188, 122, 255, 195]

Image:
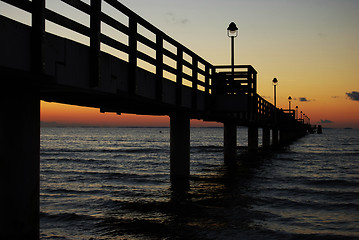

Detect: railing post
[251, 66, 257, 93]
[176, 47, 183, 106]
[31, 0, 45, 75]
[155, 33, 163, 101]
[192, 56, 198, 109]
[205, 64, 210, 111]
[248, 124, 258, 152]
[262, 127, 270, 148]
[128, 17, 137, 94]
[90, 0, 101, 87]
[272, 128, 279, 146]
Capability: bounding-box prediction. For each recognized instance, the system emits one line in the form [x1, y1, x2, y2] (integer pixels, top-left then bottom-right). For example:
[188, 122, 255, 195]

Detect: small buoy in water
[159, 131, 162, 133]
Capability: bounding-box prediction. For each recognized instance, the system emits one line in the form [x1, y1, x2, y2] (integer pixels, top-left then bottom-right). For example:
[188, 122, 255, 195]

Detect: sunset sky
[2, 0, 359, 128]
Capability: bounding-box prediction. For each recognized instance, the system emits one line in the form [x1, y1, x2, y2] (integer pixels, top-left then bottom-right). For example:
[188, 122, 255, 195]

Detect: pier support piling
[170, 113, 190, 190]
[280, 129, 290, 145]
[224, 121, 237, 163]
[262, 127, 270, 148]
[0, 80, 40, 239]
[248, 125, 258, 152]
[272, 128, 279, 146]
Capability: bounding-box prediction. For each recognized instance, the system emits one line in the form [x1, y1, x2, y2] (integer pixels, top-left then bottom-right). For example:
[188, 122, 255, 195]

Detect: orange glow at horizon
[40, 101, 222, 127]
[41, 100, 359, 129]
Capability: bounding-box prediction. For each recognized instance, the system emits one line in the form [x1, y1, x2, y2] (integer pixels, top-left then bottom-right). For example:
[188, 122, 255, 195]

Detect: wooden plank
[60, 0, 91, 15]
[163, 48, 177, 61]
[44, 8, 90, 36]
[137, 33, 156, 50]
[104, 0, 134, 17]
[1, 0, 31, 13]
[100, 34, 129, 53]
[100, 12, 129, 35]
[137, 51, 156, 66]
[162, 63, 177, 76]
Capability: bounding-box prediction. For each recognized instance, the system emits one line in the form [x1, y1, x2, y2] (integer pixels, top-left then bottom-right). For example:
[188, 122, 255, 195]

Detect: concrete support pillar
[224, 122, 237, 163]
[272, 128, 279, 146]
[248, 125, 258, 151]
[170, 114, 190, 190]
[262, 127, 270, 148]
[279, 129, 288, 145]
[0, 83, 40, 239]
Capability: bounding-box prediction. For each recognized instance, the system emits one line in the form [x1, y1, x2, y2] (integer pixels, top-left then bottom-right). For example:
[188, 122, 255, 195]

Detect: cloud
[319, 119, 334, 124]
[165, 13, 189, 25]
[298, 97, 315, 102]
[299, 97, 309, 102]
[346, 91, 359, 101]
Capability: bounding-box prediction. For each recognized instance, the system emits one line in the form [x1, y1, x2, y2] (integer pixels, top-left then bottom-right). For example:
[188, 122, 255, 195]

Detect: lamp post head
[288, 96, 292, 102]
[227, 22, 238, 37]
[272, 77, 278, 86]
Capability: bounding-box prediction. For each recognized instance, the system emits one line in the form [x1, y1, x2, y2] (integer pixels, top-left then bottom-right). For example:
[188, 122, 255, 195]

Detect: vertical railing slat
[31, 0, 45, 75]
[156, 33, 163, 101]
[128, 17, 137, 94]
[191, 57, 198, 109]
[89, 0, 101, 87]
[176, 47, 183, 106]
[204, 64, 210, 111]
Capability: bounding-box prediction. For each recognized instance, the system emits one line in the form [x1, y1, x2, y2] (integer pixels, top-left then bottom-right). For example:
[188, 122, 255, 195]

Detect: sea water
[40, 127, 359, 239]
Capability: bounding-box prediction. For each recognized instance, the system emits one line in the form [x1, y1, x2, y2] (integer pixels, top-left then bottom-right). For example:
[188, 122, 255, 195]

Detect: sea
[40, 127, 359, 240]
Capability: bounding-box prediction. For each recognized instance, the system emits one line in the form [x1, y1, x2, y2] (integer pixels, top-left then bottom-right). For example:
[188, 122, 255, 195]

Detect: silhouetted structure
[0, 1, 312, 238]
[317, 125, 323, 134]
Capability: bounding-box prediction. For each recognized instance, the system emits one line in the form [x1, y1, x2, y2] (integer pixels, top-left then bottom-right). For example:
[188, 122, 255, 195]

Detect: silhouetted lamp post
[227, 22, 238, 80]
[288, 96, 292, 110]
[272, 78, 278, 107]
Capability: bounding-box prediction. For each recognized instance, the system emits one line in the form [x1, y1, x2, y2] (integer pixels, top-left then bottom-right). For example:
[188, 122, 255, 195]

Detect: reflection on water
[40, 128, 359, 239]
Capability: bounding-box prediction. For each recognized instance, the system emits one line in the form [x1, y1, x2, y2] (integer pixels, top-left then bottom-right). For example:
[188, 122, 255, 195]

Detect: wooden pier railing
[0, 0, 311, 128]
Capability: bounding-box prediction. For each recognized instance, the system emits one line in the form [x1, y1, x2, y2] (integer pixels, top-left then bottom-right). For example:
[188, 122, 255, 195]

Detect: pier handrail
[1, 0, 213, 105]
[0, 0, 311, 127]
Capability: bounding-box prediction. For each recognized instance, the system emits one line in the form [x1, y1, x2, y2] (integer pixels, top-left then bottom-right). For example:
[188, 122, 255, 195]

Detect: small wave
[102, 147, 167, 154]
[305, 179, 358, 188]
[41, 157, 117, 165]
[43, 188, 106, 196]
[257, 195, 359, 212]
[41, 147, 167, 154]
[191, 145, 223, 153]
[40, 212, 96, 222]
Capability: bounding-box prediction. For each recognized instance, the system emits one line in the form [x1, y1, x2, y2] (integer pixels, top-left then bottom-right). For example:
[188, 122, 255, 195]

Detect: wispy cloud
[262, 96, 272, 100]
[165, 12, 189, 25]
[299, 97, 309, 102]
[346, 91, 359, 101]
[319, 119, 334, 124]
[298, 97, 315, 102]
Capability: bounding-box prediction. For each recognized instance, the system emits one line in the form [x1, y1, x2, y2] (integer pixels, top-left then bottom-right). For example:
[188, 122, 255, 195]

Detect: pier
[0, 0, 312, 238]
